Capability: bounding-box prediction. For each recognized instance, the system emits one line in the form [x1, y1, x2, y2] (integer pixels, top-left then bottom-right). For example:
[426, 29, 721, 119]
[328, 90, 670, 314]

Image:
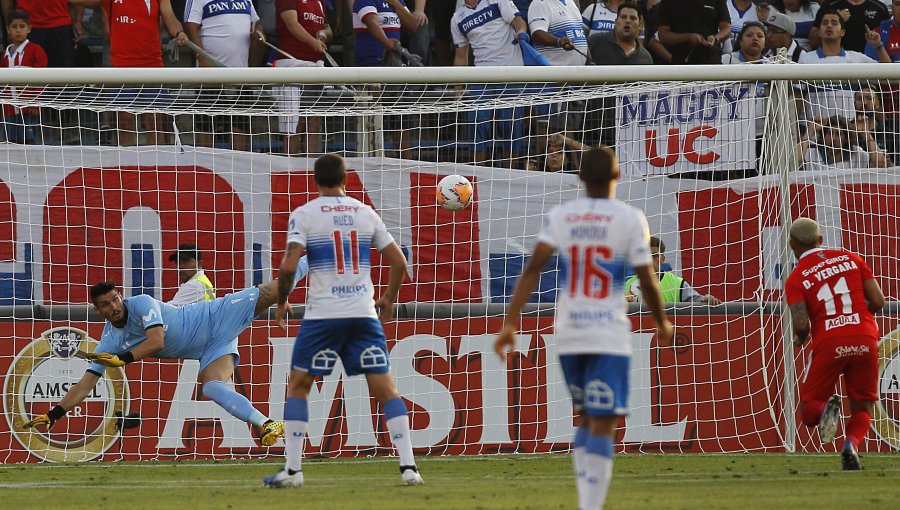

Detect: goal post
[1, 63, 899, 462]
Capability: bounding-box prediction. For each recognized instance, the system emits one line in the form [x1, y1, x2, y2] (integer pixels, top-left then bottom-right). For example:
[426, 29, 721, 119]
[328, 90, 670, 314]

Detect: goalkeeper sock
[582, 434, 613, 510]
[202, 380, 267, 427]
[572, 426, 589, 509]
[384, 397, 415, 468]
[284, 397, 309, 473]
[844, 409, 872, 450]
[293, 255, 309, 287]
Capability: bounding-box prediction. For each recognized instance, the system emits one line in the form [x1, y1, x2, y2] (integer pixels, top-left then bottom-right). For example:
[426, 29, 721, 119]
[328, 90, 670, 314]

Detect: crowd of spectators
[0, 0, 898, 173]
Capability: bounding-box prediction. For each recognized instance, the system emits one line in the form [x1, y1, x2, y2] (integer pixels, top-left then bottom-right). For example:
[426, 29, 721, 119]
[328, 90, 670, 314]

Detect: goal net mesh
[0, 68, 898, 462]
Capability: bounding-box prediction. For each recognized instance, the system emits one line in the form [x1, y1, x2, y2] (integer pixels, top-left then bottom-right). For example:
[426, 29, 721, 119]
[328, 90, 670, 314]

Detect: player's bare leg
[367, 372, 424, 486]
[265, 368, 315, 488]
[199, 354, 283, 446]
[255, 256, 309, 316]
[578, 415, 617, 510]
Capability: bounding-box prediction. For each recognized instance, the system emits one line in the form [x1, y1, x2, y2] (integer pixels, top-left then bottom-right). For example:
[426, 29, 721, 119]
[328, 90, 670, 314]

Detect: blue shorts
[292, 317, 390, 377]
[467, 84, 525, 154]
[199, 287, 260, 371]
[559, 353, 630, 417]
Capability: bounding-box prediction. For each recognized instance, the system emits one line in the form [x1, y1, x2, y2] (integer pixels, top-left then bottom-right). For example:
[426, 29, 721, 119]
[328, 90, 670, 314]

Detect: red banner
[4, 315, 899, 462]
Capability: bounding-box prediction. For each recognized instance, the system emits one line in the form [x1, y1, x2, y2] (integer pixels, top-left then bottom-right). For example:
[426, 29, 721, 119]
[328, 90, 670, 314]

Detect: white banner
[616, 83, 759, 176]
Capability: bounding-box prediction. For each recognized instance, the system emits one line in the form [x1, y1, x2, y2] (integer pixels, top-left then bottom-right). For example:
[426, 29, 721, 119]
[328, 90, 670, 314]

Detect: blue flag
[518, 40, 551, 66]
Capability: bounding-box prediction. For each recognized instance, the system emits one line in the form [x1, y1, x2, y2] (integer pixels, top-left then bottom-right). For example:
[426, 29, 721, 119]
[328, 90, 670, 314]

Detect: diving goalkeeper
[23, 258, 308, 446]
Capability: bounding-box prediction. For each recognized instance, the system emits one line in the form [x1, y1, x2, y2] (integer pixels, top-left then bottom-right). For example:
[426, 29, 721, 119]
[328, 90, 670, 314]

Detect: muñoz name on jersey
[538, 198, 651, 356]
[286, 196, 395, 319]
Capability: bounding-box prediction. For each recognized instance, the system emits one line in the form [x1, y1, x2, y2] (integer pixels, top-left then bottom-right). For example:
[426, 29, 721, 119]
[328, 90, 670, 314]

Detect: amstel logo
[3, 327, 129, 462]
[874, 325, 900, 450]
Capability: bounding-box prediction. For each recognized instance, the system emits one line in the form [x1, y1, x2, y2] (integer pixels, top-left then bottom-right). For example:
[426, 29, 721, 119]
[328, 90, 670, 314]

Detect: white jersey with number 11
[286, 196, 395, 320]
[537, 197, 651, 356]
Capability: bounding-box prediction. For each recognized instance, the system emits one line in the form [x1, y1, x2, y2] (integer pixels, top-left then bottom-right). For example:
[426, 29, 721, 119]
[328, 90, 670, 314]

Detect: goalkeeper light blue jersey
[88, 293, 243, 374]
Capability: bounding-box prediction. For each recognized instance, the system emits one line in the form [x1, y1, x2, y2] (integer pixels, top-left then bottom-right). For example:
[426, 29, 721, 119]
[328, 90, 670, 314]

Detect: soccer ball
[436, 174, 473, 211]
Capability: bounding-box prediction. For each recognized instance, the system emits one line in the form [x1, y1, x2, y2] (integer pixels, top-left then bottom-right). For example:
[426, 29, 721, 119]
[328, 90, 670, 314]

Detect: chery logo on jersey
[3, 327, 129, 462]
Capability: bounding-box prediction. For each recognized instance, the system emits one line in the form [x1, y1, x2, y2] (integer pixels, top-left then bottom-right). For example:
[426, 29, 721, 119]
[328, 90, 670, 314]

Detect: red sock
[801, 400, 826, 427]
[844, 410, 871, 450]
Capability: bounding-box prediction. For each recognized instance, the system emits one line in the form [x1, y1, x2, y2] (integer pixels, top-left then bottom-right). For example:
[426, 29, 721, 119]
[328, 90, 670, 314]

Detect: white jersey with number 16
[537, 198, 651, 356]
[286, 196, 395, 320]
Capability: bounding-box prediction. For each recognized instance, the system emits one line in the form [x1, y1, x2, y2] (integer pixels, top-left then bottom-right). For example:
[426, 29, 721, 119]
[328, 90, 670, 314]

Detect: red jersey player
[784, 217, 885, 470]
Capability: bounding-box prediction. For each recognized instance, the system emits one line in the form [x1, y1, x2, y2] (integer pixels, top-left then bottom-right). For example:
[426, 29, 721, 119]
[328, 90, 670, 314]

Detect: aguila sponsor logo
[825, 313, 860, 331]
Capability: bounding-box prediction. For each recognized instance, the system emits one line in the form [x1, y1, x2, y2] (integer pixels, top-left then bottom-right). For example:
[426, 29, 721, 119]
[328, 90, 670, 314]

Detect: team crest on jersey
[3, 327, 130, 462]
[873, 326, 900, 450]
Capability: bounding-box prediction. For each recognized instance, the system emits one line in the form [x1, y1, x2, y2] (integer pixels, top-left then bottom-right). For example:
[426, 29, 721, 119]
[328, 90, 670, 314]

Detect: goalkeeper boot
[400, 465, 424, 486]
[841, 444, 861, 471]
[818, 395, 842, 443]
[263, 468, 303, 488]
[259, 420, 285, 447]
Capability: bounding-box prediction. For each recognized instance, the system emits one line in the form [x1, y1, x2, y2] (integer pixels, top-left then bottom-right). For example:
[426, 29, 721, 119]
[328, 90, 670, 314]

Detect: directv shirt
[89, 294, 216, 374]
[538, 197, 651, 356]
[286, 196, 395, 319]
[451, 0, 525, 66]
[582, 1, 617, 34]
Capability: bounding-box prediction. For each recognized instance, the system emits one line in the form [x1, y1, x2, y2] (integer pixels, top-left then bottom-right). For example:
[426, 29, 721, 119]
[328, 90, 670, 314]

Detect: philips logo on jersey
[826, 313, 861, 331]
[332, 284, 368, 297]
[568, 309, 617, 325]
[459, 4, 502, 35]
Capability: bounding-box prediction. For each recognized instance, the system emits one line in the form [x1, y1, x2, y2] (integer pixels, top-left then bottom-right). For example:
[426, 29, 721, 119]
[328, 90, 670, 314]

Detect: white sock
[573, 446, 588, 508]
[386, 415, 415, 467]
[284, 420, 308, 473]
[582, 452, 612, 510]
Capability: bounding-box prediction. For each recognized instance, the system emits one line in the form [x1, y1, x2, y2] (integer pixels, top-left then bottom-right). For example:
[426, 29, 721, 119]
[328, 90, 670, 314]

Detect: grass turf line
[1, 453, 898, 509]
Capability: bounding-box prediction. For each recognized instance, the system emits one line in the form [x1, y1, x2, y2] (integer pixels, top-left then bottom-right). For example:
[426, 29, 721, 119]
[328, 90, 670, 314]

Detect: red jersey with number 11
[785, 248, 879, 346]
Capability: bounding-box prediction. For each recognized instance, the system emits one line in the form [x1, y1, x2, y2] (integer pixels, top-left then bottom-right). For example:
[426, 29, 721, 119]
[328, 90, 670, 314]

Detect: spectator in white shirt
[798, 9, 886, 63]
[529, 0, 587, 65]
[722, 20, 768, 63]
[185, 0, 262, 151]
[771, 0, 819, 50]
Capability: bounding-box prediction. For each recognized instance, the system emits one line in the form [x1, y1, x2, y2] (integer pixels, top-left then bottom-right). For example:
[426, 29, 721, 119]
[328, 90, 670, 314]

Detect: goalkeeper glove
[85, 352, 128, 367]
[517, 32, 530, 44]
[23, 405, 66, 430]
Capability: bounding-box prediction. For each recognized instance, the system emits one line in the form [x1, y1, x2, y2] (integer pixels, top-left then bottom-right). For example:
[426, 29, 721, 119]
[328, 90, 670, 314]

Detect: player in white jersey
[529, 0, 588, 65]
[495, 146, 673, 510]
[265, 153, 423, 488]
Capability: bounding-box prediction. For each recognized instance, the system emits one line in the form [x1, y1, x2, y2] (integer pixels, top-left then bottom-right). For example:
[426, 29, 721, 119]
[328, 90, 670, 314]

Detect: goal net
[1, 63, 899, 462]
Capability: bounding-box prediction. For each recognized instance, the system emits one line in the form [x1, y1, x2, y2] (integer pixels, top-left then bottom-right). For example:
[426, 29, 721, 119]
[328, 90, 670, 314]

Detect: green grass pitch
[1, 453, 897, 509]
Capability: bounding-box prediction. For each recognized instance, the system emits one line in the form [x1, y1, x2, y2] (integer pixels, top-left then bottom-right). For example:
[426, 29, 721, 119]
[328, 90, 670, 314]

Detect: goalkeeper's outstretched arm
[23, 370, 101, 430]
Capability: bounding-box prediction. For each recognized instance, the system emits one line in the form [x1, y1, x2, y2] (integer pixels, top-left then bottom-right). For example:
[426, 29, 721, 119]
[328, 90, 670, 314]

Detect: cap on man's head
[764, 14, 796, 35]
[169, 244, 202, 262]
